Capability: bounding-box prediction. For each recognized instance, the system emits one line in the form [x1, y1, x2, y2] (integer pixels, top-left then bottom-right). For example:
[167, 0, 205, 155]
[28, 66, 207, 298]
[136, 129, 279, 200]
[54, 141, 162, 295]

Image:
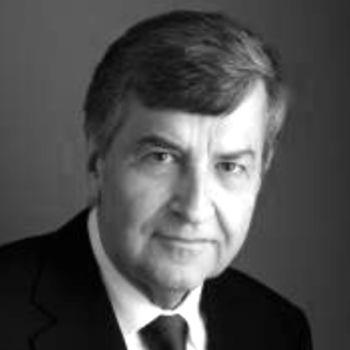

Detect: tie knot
[140, 315, 188, 350]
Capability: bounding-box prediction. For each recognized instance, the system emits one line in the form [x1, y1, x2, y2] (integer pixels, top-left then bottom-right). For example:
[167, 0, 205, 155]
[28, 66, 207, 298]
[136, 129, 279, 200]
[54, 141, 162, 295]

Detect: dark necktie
[140, 315, 188, 350]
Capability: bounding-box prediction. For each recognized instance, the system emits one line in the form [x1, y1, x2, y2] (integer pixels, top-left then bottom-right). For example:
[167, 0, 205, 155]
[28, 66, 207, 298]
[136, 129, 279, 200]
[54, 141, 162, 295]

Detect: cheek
[102, 169, 172, 233]
[98, 173, 157, 263]
[216, 190, 259, 254]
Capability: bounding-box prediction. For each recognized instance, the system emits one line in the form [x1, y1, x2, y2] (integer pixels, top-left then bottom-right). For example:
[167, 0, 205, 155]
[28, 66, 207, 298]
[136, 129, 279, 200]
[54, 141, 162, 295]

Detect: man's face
[94, 81, 268, 306]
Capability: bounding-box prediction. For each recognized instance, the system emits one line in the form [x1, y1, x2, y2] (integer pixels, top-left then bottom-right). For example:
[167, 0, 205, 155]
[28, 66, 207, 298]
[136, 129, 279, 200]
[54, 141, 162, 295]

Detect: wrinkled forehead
[110, 80, 268, 158]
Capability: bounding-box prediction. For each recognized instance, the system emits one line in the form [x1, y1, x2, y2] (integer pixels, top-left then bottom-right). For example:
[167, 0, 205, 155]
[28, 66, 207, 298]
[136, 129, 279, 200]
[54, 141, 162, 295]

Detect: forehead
[113, 81, 268, 153]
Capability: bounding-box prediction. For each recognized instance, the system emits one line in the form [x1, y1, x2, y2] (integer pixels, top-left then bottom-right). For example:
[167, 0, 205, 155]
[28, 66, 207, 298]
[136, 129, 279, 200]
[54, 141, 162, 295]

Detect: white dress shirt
[88, 208, 207, 350]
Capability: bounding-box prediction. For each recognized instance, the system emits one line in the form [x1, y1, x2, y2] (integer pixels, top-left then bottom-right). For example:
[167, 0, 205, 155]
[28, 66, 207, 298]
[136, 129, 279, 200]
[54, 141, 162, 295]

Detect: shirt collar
[88, 208, 205, 348]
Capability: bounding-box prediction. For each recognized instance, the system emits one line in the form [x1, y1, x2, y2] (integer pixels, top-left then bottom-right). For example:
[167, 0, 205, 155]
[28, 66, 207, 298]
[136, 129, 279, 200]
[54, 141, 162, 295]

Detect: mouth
[155, 231, 213, 244]
[153, 232, 214, 258]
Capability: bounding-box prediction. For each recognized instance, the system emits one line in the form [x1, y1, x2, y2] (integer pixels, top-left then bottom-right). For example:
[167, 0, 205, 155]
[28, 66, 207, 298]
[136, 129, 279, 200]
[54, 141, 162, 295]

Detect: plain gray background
[0, 0, 348, 349]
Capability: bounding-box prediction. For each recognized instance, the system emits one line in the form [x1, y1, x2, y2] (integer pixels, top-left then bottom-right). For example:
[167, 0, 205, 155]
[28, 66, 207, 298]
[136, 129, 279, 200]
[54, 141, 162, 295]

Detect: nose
[169, 168, 214, 225]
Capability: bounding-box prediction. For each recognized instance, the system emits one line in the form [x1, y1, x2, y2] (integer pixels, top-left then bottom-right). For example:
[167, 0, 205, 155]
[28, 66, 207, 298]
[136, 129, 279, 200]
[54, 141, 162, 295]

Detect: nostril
[169, 168, 214, 224]
[168, 191, 214, 225]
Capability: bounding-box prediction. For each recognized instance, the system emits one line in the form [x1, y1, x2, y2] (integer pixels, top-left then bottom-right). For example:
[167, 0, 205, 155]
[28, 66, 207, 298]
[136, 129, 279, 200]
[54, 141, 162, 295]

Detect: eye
[216, 161, 246, 176]
[138, 148, 179, 173]
[146, 150, 175, 164]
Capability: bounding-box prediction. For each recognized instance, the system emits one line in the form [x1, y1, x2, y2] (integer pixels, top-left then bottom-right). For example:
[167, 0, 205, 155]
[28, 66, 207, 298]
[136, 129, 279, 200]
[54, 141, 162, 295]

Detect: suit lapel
[201, 270, 236, 350]
[30, 211, 127, 350]
[201, 269, 259, 350]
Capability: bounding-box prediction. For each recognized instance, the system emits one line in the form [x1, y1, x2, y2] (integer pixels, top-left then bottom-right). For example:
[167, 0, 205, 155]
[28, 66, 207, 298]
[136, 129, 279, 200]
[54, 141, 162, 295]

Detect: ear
[263, 148, 274, 173]
[86, 139, 105, 204]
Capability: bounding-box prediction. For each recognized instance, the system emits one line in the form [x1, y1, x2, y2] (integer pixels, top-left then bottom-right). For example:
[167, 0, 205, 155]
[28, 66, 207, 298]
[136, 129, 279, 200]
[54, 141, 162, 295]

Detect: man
[0, 10, 312, 350]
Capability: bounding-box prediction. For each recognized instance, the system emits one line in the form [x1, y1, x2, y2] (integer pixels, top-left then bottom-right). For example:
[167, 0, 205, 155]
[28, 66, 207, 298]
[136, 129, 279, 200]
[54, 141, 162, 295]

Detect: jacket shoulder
[0, 211, 90, 347]
[0, 210, 88, 296]
[203, 268, 313, 349]
[208, 268, 304, 312]
[0, 234, 52, 287]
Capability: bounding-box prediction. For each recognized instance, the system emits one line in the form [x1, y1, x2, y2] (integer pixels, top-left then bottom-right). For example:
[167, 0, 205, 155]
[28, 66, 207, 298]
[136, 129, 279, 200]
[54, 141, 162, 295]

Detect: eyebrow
[135, 135, 184, 153]
[217, 149, 256, 161]
[135, 134, 256, 160]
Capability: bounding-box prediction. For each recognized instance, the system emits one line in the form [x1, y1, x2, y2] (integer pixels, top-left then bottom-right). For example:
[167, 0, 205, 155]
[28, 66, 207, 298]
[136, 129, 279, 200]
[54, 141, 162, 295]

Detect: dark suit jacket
[0, 210, 312, 350]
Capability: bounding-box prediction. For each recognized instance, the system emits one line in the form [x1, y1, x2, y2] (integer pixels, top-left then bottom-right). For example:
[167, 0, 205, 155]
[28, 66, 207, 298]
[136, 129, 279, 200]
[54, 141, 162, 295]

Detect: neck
[147, 288, 189, 310]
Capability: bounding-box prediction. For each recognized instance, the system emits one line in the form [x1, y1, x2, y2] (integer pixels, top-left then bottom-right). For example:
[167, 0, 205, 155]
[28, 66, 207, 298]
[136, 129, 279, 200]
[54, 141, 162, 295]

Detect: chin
[153, 263, 212, 292]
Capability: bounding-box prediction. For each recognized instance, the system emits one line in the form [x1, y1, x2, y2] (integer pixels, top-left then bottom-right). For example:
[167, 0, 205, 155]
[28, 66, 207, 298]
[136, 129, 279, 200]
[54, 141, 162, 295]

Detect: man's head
[84, 10, 288, 174]
[84, 10, 288, 308]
